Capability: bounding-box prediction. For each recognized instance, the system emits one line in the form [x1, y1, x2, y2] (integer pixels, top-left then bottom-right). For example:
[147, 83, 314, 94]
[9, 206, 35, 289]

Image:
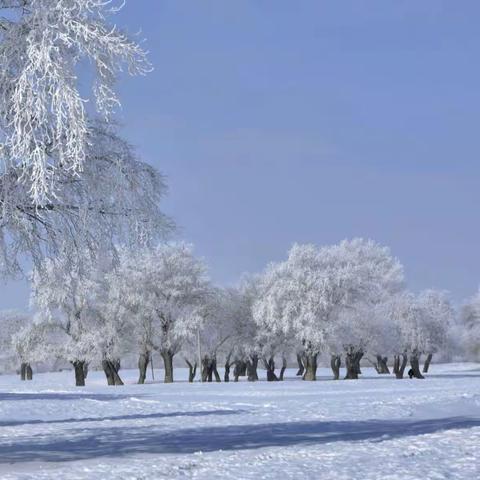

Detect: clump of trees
[1, 237, 469, 387]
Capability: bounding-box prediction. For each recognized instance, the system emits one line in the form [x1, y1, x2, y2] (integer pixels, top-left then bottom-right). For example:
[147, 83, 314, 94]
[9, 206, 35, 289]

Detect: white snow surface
[0, 363, 479, 479]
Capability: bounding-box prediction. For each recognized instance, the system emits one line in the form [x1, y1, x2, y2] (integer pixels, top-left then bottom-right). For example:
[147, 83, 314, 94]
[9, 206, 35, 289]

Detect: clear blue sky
[2, 0, 480, 309]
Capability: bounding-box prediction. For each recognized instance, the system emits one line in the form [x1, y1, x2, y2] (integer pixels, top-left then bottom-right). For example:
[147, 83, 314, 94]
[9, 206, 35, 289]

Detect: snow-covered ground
[0, 363, 479, 480]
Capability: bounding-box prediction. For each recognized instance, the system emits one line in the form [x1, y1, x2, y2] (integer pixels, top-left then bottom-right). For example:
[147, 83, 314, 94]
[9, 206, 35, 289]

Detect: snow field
[0, 363, 479, 479]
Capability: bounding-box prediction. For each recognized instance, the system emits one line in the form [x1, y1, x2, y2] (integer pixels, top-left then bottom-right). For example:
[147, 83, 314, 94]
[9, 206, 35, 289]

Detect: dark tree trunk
[102, 360, 114, 385]
[330, 354, 341, 380]
[394, 353, 408, 379]
[345, 351, 363, 379]
[201, 356, 220, 382]
[83, 362, 89, 379]
[212, 358, 221, 382]
[279, 356, 287, 381]
[224, 354, 233, 382]
[111, 361, 123, 385]
[185, 359, 197, 382]
[345, 353, 358, 379]
[376, 355, 390, 374]
[72, 360, 87, 387]
[263, 356, 279, 381]
[246, 354, 259, 381]
[233, 361, 241, 382]
[235, 361, 247, 378]
[423, 353, 433, 373]
[302, 353, 318, 381]
[137, 350, 150, 384]
[355, 351, 363, 375]
[296, 354, 305, 376]
[201, 356, 211, 382]
[20, 363, 27, 381]
[102, 359, 124, 385]
[161, 350, 174, 383]
[410, 353, 425, 379]
[234, 360, 247, 382]
[25, 363, 33, 380]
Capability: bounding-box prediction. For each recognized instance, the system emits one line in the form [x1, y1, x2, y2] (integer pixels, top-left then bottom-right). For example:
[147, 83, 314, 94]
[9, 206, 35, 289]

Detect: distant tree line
[1, 238, 476, 387]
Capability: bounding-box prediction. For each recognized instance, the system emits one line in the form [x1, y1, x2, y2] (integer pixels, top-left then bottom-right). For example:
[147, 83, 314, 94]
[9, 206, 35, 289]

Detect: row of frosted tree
[1, 238, 477, 386]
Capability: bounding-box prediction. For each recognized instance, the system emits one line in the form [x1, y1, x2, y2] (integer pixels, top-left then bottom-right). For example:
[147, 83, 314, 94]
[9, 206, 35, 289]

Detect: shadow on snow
[0, 416, 479, 463]
[0, 409, 243, 428]
[0, 392, 132, 402]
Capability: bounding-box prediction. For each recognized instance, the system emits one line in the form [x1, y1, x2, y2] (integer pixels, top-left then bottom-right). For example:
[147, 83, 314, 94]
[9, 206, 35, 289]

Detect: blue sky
[2, 0, 480, 309]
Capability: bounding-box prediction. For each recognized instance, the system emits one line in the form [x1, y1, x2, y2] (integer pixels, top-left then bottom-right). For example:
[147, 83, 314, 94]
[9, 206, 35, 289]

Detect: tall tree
[109, 243, 210, 383]
[31, 252, 117, 386]
[255, 239, 404, 381]
[460, 289, 480, 360]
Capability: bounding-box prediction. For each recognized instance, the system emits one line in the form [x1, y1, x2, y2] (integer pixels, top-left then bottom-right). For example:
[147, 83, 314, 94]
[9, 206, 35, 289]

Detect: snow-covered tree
[417, 290, 453, 373]
[109, 243, 210, 383]
[31, 251, 124, 386]
[460, 289, 480, 360]
[1, 122, 172, 277]
[253, 277, 297, 382]
[226, 277, 265, 382]
[11, 319, 52, 380]
[181, 288, 238, 383]
[387, 290, 453, 379]
[0, 0, 150, 204]
[255, 239, 404, 381]
[0, 310, 32, 378]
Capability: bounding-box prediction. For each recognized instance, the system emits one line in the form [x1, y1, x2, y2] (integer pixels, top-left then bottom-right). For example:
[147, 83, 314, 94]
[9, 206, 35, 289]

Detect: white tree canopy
[31, 251, 110, 365]
[0, 0, 150, 204]
[388, 289, 453, 357]
[1, 122, 173, 276]
[108, 243, 211, 357]
[254, 239, 404, 356]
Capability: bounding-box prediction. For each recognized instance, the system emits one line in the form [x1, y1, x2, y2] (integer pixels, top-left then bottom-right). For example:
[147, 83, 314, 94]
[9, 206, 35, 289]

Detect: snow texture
[0, 363, 479, 479]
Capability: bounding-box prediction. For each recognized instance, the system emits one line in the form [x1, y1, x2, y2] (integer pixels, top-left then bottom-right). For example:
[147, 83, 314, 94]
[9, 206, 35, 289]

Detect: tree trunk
[233, 361, 241, 382]
[25, 363, 33, 380]
[212, 357, 221, 382]
[72, 360, 86, 387]
[224, 354, 232, 382]
[234, 360, 247, 382]
[345, 351, 362, 379]
[185, 359, 197, 382]
[355, 351, 363, 375]
[102, 360, 115, 386]
[20, 363, 27, 381]
[423, 353, 433, 373]
[102, 359, 115, 385]
[410, 353, 425, 379]
[201, 356, 220, 382]
[345, 353, 358, 379]
[83, 362, 89, 379]
[330, 354, 341, 380]
[263, 356, 279, 381]
[394, 353, 408, 379]
[201, 356, 211, 382]
[376, 355, 390, 374]
[296, 354, 305, 376]
[279, 356, 287, 381]
[302, 353, 318, 381]
[246, 354, 259, 381]
[102, 359, 124, 386]
[137, 350, 150, 384]
[161, 350, 174, 383]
